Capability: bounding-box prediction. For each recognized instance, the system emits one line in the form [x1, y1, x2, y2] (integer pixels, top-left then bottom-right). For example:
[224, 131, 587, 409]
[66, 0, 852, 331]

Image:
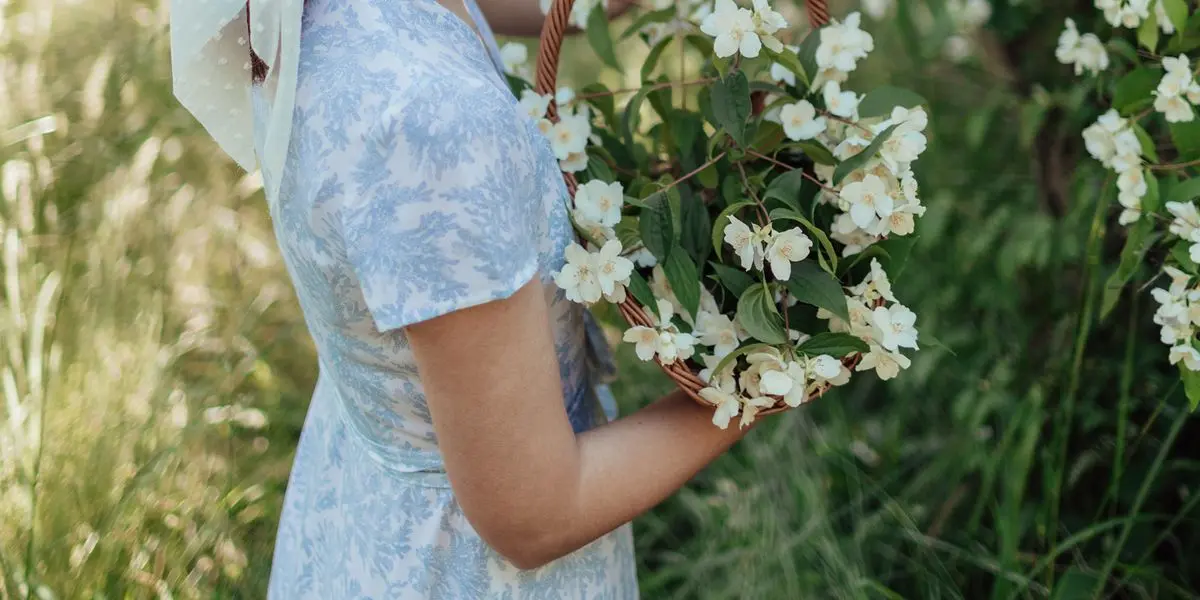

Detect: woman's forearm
[517, 389, 750, 568]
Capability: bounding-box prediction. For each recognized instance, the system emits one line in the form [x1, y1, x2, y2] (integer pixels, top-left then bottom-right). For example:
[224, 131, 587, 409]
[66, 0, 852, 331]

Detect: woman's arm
[406, 279, 750, 570]
[474, 0, 639, 38]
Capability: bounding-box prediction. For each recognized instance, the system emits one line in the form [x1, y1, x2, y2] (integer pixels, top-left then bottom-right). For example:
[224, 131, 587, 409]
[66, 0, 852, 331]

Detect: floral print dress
[250, 0, 638, 597]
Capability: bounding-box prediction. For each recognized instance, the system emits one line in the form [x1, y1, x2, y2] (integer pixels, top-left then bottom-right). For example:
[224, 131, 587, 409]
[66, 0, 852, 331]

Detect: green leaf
[710, 342, 774, 383]
[1138, 10, 1160, 51]
[1170, 119, 1200, 161]
[1173, 239, 1199, 274]
[1142, 171, 1163, 213]
[1167, 174, 1200, 206]
[642, 37, 673, 81]
[796, 332, 869, 358]
[622, 86, 651, 150]
[1019, 101, 1048, 150]
[770, 207, 839, 275]
[679, 189, 712, 266]
[762, 170, 807, 212]
[875, 233, 920, 280]
[1163, 0, 1190, 34]
[1183, 364, 1200, 411]
[506, 74, 532, 98]
[784, 261, 849, 322]
[1100, 218, 1158, 320]
[1049, 567, 1100, 600]
[796, 28, 822, 87]
[833, 124, 899, 185]
[736, 284, 788, 344]
[586, 4, 622, 70]
[762, 46, 809, 89]
[751, 121, 786, 154]
[615, 216, 641, 250]
[711, 201, 756, 260]
[626, 270, 658, 317]
[671, 112, 705, 169]
[647, 75, 673, 122]
[711, 262, 754, 297]
[584, 150, 614, 182]
[856, 86, 928, 119]
[710, 71, 752, 147]
[788, 140, 837, 165]
[698, 162, 719, 189]
[639, 192, 676, 261]
[1134, 123, 1161, 163]
[1112, 68, 1160, 113]
[662, 250, 701, 319]
[581, 83, 616, 126]
[621, 7, 676, 39]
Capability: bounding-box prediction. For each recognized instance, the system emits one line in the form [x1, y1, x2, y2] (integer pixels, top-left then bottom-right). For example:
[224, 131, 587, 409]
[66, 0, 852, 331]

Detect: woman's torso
[251, 0, 636, 596]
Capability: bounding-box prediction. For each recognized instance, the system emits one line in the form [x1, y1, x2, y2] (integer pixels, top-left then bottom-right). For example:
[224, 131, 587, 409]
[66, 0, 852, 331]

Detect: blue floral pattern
[251, 1, 635, 597]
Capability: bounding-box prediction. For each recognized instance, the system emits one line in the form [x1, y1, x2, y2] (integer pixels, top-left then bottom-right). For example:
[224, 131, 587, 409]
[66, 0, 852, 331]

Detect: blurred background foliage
[0, 0, 1197, 598]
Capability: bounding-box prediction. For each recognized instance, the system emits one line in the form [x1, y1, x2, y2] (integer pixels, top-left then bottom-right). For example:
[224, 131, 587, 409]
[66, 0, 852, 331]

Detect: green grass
[2, 0, 1199, 598]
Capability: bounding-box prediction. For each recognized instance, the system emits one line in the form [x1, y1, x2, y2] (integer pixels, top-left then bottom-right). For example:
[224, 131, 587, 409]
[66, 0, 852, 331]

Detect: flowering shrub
[1054, 1, 1200, 406]
[502, 2, 932, 428]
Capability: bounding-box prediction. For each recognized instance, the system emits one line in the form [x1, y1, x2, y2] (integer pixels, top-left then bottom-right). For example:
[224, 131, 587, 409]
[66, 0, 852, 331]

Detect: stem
[746, 150, 839, 194]
[1148, 157, 1200, 171]
[576, 78, 715, 100]
[821, 110, 873, 135]
[1092, 388, 1188, 598]
[1046, 178, 1112, 589]
[661, 151, 726, 195]
[1110, 288, 1138, 512]
[735, 161, 771, 225]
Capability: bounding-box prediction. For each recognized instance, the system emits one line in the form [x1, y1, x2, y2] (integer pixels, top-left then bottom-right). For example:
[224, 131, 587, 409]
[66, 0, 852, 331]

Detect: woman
[171, 0, 754, 596]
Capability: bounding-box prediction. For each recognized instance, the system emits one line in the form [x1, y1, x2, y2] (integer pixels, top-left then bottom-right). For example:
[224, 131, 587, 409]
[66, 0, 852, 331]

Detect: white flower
[779, 100, 826, 141]
[823, 80, 860, 119]
[1167, 201, 1200, 240]
[770, 44, 800, 86]
[560, 151, 589, 173]
[1156, 92, 1195, 123]
[862, 0, 892, 19]
[841, 174, 894, 230]
[856, 343, 912, 380]
[750, 0, 787, 53]
[1165, 265, 1192, 296]
[878, 123, 927, 175]
[872, 304, 919, 352]
[623, 299, 696, 364]
[554, 243, 602, 304]
[700, 0, 761, 59]
[592, 240, 634, 299]
[1156, 0, 1177, 34]
[573, 180, 625, 227]
[1056, 18, 1110, 76]
[701, 380, 744, 429]
[809, 354, 850, 386]
[830, 212, 879, 256]
[724, 216, 771, 271]
[765, 228, 813, 280]
[547, 112, 591, 160]
[849, 258, 897, 303]
[815, 12, 874, 75]
[627, 247, 657, 268]
[517, 90, 552, 121]
[500, 42, 529, 76]
[738, 348, 787, 398]
[1116, 168, 1147, 225]
[695, 311, 743, 358]
[1170, 344, 1200, 371]
[624, 326, 660, 361]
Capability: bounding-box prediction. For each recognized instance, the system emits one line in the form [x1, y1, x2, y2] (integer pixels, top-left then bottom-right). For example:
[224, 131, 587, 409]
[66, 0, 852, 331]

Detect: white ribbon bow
[170, 0, 304, 201]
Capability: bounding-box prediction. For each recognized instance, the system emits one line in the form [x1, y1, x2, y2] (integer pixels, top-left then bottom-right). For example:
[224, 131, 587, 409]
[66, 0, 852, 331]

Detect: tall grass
[0, 1, 313, 596]
[0, 0, 1197, 598]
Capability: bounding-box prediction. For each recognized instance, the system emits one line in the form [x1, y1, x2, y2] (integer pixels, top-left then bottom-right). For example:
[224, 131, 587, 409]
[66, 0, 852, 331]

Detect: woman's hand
[405, 279, 752, 570]
[474, 0, 639, 38]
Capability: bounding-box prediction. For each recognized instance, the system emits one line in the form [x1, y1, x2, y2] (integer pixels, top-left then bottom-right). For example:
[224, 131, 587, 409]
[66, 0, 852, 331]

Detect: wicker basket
[534, 0, 855, 415]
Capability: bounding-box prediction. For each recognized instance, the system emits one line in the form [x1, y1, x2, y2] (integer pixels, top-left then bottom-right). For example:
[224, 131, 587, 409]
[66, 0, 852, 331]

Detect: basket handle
[533, 0, 831, 119]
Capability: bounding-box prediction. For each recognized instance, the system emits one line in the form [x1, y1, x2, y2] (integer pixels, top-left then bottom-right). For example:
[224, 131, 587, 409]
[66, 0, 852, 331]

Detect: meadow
[1, 0, 1198, 598]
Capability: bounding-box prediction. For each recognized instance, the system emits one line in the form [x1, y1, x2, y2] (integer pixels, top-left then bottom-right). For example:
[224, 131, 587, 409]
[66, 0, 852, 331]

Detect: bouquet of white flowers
[506, 0, 931, 428]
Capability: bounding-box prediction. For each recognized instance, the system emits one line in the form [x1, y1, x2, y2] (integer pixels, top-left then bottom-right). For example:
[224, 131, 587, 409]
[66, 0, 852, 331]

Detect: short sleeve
[340, 75, 546, 332]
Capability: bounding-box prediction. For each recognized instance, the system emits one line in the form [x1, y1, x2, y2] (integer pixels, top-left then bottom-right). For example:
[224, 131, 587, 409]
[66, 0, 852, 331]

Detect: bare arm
[406, 279, 750, 570]
[474, 0, 639, 37]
